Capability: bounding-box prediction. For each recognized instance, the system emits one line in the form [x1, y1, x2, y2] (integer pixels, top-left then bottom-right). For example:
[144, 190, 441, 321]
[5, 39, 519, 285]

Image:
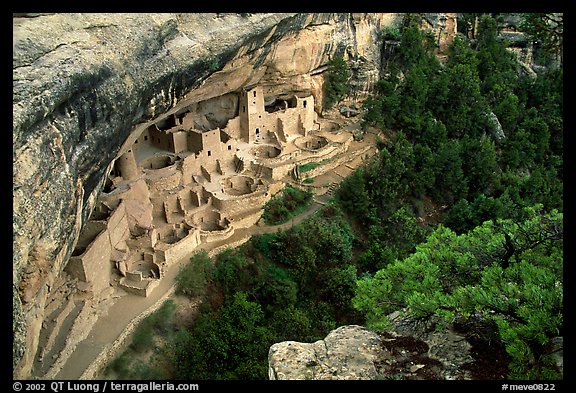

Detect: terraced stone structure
[67, 85, 341, 297]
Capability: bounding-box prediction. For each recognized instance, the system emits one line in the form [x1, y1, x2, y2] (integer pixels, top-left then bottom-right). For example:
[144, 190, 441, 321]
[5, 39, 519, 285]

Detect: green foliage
[170, 292, 275, 379]
[411, 143, 437, 196]
[501, 107, 550, 171]
[161, 203, 364, 380]
[475, 15, 518, 101]
[213, 249, 258, 301]
[317, 264, 358, 310]
[349, 20, 563, 379]
[353, 205, 563, 379]
[460, 135, 498, 197]
[256, 263, 298, 312]
[444, 63, 486, 138]
[131, 300, 176, 353]
[457, 13, 481, 37]
[430, 139, 468, 205]
[519, 13, 563, 66]
[298, 162, 319, 172]
[447, 35, 479, 68]
[493, 91, 521, 134]
[362, 77, 401, 130]
[175, 250, 214, 298]
[302, 300, 337, 339]
[105, 352, 131, 377]
[104, 351, 170, 380]
[380, 26, 401, 41]
[521, 68, 563, 159]
[444, 194, 507, 235]
[269, 208, 354, 270]
[268, 304, 315, 342]
[396, 66, 429, 133]
[359, 13, 562, 230]
[207, 55, 220, 72]
[323, 55, 350, 110]
[251, 232, 275, 259]
[397, 20, 439, 71]
[335, 168, 374, 225]
[363, 133, 412, 212]
[262, 185, 313, 225]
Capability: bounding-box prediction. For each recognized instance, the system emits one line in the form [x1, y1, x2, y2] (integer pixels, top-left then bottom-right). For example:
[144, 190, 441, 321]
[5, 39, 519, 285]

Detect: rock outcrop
[268, 322, 474, 380]
[268, 325, 385, 380]
[13, 12, 410, 379]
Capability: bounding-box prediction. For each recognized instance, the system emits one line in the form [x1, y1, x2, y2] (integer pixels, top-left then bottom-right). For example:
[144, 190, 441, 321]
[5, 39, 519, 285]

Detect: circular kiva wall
[192, 209, 229, 231]
[220, 175, 256, 196]
[294, 135, 328, 151]
[250, 145, 281, 159]
[140, 153, 177, 170]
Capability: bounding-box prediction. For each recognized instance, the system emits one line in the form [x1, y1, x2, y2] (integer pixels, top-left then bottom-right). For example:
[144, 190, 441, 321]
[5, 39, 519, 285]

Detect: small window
[253, 91, 257, 97]
[255, 128, 260, 135]
[228, 145, 232, 150]
[303, 100, 307, 108]
[135, 140, 138, 144]
[243, 106, 245, 113]
[144, 135, 148, 141]
[208, 151, 211, 156]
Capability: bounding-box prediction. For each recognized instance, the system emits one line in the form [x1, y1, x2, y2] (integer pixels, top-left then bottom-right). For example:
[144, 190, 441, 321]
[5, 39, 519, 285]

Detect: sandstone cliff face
[13, 12, 405, 379]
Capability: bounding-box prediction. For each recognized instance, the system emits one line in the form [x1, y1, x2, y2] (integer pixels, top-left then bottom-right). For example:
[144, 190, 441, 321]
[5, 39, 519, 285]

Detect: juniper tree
[353, 204, 563, 379]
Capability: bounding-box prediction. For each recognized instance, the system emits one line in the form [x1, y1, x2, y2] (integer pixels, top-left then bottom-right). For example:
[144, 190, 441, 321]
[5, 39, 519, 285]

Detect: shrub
[175, 251, 214, 298]
[324, 55, 350, 110]
[262, 185, 313, 225]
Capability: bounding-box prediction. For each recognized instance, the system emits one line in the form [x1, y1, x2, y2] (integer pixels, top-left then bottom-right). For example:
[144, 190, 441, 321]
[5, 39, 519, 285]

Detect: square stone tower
[239, 86, 266, 143]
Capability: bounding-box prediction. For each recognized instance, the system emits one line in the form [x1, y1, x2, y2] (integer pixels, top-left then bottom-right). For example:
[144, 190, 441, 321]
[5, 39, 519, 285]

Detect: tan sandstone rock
[268, 325, 387, 380]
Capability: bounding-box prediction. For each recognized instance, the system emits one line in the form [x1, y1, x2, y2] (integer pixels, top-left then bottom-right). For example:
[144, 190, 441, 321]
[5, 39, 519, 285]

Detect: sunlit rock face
[268, 325, 386, 380]
[13, 12, 411, 379]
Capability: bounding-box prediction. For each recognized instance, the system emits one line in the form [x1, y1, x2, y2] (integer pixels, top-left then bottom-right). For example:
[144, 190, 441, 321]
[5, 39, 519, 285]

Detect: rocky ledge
[269, 315, 563, 380]
[268, 322, 476, 381]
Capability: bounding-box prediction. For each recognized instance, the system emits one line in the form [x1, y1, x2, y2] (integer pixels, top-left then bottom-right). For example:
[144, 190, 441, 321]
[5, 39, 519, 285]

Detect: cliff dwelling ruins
[66, 85, 374, 298]
[13, 12, 464, 381]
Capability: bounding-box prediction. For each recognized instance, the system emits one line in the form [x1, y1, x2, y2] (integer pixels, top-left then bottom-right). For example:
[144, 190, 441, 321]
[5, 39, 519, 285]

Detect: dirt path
[54, 198, 326, 380]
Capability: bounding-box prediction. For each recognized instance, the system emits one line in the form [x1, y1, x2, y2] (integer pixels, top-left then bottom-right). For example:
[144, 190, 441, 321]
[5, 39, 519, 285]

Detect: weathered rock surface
[268, 325, 386, 380]
[387, 311, 473, 379]
[13, 12, 408, 379]
[268, 322, 474, 380]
